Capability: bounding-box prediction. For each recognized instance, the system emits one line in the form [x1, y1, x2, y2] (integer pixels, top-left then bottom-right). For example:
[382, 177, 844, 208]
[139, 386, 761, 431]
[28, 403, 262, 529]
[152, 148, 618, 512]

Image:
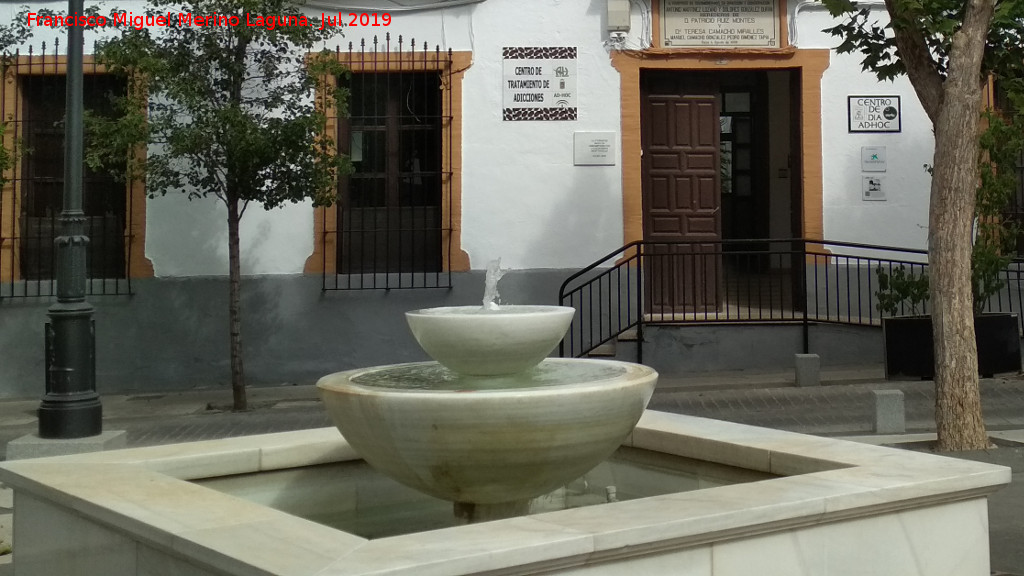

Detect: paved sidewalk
[1, 366, 1023, 574]
[653, 373, 1024, 435]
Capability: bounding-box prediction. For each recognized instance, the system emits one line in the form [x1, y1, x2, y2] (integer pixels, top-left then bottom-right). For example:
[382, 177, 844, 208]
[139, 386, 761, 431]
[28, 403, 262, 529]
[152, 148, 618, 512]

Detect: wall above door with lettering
[660, 0, 782, 48]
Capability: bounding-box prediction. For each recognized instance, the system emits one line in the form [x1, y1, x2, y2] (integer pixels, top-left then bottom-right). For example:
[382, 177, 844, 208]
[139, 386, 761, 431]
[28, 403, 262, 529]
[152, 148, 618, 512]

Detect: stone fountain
[0, 268, 1012, 575]
[317, 264, 658, 521]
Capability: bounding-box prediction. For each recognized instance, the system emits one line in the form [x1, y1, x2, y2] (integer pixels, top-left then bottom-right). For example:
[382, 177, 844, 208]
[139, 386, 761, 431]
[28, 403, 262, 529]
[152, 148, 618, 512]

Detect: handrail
[558, 238, 1024, 360]
[557, 240, 643, 300]
[557, 242, 645, 359]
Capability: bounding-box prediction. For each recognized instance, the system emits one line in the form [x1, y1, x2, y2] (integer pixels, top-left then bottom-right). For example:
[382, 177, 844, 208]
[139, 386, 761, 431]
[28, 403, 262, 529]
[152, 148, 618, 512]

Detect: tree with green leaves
[0, 8, 36, 189]
[93, 0, 349, 410]
[822, 0, 1024, 450]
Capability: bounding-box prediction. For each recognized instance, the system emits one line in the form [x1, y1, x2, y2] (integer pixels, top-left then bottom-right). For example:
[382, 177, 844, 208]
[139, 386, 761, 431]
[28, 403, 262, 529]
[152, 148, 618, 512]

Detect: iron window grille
[321, 36, 454, 290]
[0, 41, 136, 299]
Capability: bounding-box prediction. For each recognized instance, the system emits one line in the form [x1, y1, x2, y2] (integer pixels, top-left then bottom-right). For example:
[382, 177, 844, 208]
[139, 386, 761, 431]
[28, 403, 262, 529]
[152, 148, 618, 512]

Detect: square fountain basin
[193, 445, 778, 539]
[0, 411, 1011, 576]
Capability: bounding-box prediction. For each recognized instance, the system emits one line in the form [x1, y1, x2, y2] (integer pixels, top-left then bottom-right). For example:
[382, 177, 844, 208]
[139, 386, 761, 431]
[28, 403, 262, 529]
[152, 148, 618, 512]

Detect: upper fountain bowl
[406, 305, 575, 376]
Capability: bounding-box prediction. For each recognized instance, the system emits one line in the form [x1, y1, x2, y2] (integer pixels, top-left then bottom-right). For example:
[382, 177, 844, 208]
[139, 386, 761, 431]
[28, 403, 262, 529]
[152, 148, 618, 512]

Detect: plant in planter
[875, 264, 937, 378]
[877, 260, 1021, 379]
[877, 100, 1024, 379]
[875, 264, 929, 318]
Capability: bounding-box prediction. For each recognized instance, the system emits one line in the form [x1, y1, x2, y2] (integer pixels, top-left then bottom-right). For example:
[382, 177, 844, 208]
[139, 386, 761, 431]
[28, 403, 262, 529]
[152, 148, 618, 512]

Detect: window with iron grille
[0, 46, 141, 298]
[20, 74, 127, 280]
[315, 38, 459, 291]
[338, 71, 444, 275]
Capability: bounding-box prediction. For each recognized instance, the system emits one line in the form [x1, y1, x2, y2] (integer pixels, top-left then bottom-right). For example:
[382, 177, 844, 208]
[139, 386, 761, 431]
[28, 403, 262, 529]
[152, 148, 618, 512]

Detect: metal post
[38, 0, 102, 438]
[800, 239, 810, 355]
[636, 245, 644, 365]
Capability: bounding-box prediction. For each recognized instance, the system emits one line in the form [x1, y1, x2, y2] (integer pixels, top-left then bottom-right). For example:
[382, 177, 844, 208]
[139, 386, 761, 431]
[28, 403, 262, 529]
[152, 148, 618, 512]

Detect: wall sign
[502, 47, 577, 121]
[573, 132, 616, 166]
[661, 0, 780, 48]
[848, 96, 902, 133]
[861, 146, 887, 172]
[863, 176, 886, 201]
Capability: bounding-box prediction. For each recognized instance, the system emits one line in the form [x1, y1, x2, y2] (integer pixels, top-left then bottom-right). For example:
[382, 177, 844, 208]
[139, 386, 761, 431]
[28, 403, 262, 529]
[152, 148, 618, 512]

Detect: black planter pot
[883, 313, 1022, 379]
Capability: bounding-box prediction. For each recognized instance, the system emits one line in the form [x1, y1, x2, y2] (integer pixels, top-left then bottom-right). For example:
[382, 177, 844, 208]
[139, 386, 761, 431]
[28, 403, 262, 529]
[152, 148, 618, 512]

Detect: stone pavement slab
[649, 376, 1024, 436]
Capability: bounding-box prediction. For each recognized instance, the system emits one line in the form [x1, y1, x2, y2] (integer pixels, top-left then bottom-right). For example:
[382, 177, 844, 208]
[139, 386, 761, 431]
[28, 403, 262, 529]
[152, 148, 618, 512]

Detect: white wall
[795, 3, 935, 251]
[145, 195, 315, 276]
[456, 1, 625, 270]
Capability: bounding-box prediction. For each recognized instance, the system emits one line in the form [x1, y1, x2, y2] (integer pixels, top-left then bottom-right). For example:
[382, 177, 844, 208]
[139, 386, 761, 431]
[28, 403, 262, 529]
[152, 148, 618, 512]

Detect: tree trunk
[928, 0, 996, 451]
[930, 108, 987, 451]
[227, 195, 247, 411]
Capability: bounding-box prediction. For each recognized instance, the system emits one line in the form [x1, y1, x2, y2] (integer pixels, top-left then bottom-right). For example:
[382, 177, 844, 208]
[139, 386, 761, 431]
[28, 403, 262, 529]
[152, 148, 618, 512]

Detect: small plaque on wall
[574, 132, 616, 166]
[863, 176, 886, 201]
[861, 146, 887, 172]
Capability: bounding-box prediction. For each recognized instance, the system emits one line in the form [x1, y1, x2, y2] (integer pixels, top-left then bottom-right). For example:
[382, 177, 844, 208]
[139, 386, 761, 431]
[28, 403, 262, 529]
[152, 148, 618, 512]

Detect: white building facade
[0, 0, 970, 395]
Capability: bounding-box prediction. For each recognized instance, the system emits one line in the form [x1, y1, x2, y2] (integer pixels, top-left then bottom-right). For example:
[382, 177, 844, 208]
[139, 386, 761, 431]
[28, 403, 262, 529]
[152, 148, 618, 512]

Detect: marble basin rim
[316, 358, 657, 505]
[405, 304, 576, 376]
[0, 412, 1011, 576]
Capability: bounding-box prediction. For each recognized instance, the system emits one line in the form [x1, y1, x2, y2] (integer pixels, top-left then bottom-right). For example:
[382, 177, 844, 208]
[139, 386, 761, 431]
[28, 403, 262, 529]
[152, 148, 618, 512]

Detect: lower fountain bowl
[317, 358, 658, 505]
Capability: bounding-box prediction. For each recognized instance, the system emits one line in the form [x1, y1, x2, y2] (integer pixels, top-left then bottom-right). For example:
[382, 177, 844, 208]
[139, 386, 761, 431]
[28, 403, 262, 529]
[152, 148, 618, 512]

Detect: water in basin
[348, 359, 628, 391]
[196, 445, 776, 539]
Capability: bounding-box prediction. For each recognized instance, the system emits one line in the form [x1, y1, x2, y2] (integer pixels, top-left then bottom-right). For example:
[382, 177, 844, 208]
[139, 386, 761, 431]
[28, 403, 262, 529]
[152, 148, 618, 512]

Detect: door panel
[641, 73, 721, 313]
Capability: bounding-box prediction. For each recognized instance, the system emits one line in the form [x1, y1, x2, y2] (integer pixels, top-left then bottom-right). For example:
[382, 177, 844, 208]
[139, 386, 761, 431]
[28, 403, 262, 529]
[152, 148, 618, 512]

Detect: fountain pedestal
[453, 500, 530, 523]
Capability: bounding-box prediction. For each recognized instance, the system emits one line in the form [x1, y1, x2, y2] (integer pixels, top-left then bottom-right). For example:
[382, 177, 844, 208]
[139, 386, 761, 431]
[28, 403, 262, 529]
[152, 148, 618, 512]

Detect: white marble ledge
[0, 411, 1011, 576]
[4, 428, 359, 478]
[632, 411, 1006, 476]
[317, 516, 596, 576]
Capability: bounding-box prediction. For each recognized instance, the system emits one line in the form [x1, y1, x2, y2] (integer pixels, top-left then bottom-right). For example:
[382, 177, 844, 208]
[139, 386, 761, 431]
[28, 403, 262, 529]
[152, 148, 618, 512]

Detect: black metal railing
[558, 238, 1024, 359]
[0, 41, 135, 299]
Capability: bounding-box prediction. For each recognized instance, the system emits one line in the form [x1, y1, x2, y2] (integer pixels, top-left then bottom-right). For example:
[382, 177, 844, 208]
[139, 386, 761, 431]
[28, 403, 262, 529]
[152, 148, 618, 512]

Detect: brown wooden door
[641, 74, 721, 313]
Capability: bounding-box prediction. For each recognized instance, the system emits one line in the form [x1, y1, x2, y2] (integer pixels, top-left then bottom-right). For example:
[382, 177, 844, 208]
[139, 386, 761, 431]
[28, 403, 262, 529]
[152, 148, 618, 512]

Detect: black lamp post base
[38, 395, 102, 439]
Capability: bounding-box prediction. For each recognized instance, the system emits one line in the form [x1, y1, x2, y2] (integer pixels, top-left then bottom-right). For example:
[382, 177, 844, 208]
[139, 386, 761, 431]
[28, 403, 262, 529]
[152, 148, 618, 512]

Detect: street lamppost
[38, 0, 102, 438]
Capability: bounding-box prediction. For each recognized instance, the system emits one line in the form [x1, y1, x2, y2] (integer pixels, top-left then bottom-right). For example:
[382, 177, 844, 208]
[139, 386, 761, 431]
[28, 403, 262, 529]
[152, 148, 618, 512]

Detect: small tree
[973, 101, 1024, 313]
[0, 7, 33, 53]
[822, 0, 1024, 450]
[0, 9, 36, 186]
[94, 0, 348, 410]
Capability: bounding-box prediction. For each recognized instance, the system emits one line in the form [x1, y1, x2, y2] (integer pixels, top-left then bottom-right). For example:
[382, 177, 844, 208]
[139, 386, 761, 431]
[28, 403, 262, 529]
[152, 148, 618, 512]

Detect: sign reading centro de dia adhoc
[502, 47, 577, 121]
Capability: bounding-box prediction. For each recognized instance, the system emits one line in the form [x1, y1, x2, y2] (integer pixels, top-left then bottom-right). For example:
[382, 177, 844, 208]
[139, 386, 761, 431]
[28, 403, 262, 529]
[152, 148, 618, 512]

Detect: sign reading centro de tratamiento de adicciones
[502, 47, 577, 121]
[661, 0, 780, 47]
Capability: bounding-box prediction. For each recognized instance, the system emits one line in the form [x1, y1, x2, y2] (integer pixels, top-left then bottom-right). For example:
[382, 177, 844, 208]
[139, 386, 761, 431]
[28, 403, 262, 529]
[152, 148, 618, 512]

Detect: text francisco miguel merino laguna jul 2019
[26, 10, 393, 30]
